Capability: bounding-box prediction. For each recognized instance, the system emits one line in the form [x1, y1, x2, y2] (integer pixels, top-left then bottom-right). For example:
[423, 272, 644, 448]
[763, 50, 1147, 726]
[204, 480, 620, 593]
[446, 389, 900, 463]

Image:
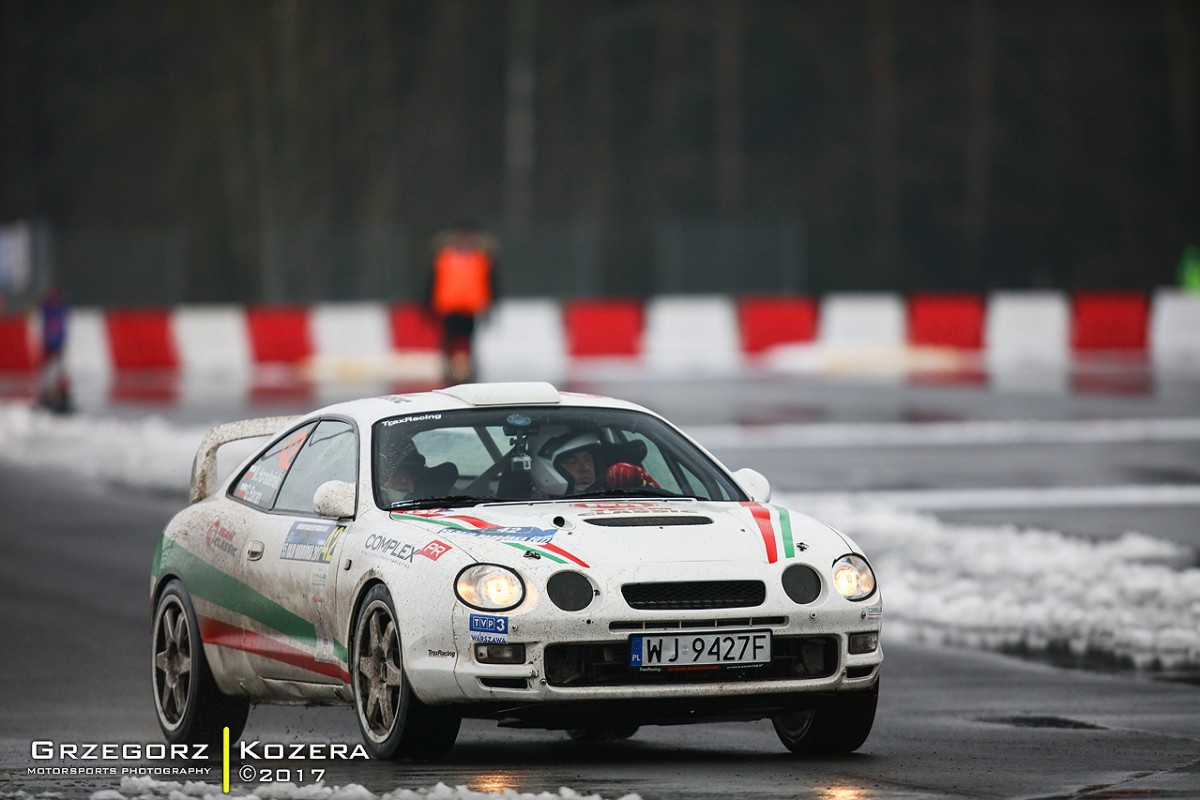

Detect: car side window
[231, 422, 319, 510]
[273, 419, 359, 515]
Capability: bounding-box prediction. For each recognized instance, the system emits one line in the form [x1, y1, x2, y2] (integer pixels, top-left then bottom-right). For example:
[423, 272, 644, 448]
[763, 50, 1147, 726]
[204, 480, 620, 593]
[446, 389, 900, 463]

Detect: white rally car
[151, 382, 882, 758]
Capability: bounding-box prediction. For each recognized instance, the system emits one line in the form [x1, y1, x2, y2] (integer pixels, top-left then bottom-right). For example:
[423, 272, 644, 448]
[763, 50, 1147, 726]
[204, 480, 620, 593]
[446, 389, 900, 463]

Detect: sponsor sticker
[463, 526, 557, 543]
[234, 464, 285, 506]
[418, 540, 453, 561]
[280, 521, 345, 563]
[309, 569, 328, 593]
[382, 413, 442, 426]
[313, 616, 336, 664]
[277, 430, 310, 470]
[204, 520, 238, 557]
[364, 533, 416, 563]
[570, 501, 696, 516]
[469, 614, 509, 642]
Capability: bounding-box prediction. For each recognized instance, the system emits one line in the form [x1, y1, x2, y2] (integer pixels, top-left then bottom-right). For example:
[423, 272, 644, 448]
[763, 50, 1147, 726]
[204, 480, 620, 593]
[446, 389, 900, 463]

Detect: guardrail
[1, 291, 1197, 387]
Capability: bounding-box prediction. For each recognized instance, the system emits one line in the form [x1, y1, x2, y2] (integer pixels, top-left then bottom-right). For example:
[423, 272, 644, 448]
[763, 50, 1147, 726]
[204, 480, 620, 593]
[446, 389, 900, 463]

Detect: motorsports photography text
[27, 735, 370, 791]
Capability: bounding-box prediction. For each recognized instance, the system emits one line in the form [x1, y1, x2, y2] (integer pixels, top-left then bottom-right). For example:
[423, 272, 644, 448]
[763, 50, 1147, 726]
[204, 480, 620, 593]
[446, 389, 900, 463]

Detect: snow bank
[785, 498, 1200, 671]
[86, 777, 641, 800]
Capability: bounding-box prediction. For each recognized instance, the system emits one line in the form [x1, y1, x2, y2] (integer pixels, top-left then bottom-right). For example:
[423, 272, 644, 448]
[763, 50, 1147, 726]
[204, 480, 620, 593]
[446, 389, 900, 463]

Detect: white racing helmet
[530, 428, 602, 497]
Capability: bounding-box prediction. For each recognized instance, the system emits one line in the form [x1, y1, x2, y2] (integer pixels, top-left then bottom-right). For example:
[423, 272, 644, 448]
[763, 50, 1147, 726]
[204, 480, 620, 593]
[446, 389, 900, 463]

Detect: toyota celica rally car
[150, 382, 882, 758]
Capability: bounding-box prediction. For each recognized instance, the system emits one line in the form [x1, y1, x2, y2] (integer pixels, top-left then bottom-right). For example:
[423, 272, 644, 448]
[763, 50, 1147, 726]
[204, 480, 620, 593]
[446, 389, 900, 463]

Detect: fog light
[474, 643, 526, 664]
[848, 632, 879, 654]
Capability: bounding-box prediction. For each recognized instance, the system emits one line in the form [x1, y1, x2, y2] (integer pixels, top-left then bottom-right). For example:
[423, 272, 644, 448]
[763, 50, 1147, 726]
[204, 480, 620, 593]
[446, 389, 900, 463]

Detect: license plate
[629, 631, 771, 668]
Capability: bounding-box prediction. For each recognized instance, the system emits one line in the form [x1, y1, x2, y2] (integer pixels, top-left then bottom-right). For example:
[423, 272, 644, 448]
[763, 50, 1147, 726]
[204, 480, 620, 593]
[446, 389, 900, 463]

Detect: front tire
[351, 584, 461, 759]
[151, 580, 249, 752]
[772, 680, 879, 755]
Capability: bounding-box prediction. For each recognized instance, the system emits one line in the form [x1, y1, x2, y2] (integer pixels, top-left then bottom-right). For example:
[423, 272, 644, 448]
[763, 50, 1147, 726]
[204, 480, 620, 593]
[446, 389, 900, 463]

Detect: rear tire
[351, 584, 461, 759]
[151, 580, 250, 754]
[772, 680, 879, 755]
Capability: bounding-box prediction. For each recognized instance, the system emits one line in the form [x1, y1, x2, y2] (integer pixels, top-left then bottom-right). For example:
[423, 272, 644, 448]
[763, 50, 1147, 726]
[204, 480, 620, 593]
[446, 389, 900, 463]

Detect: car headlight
[831, 554, 877, 601]
[455, 564, 526, 611]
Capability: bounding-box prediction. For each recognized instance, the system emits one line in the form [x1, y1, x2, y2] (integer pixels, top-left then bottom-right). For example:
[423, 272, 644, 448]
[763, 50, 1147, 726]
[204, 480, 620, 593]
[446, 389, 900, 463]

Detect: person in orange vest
[427, 222, 498, 384]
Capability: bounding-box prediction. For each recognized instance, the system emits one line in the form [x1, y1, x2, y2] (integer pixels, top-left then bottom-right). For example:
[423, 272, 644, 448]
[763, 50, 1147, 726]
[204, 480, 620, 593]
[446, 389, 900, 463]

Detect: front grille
[622, 580, 765, 610]
[585, 516, 712, 527]
[544, 636, 838, 687]
[610, 616, 788, 632]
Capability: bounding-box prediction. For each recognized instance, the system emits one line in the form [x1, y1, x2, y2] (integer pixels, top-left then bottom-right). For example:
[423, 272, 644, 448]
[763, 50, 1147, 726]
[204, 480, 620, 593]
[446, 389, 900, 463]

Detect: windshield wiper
[390, 495, 483, 511]
[572, 487, 695, 500]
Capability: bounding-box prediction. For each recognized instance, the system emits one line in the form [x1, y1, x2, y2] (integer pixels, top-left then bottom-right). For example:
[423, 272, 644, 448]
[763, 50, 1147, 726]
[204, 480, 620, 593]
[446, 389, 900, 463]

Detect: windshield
[372, 406, 745, 509]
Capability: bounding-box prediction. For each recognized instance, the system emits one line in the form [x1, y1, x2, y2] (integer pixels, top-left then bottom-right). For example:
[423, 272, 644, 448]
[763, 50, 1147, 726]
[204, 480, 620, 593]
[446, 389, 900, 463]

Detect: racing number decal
[278, 430, 309, 471]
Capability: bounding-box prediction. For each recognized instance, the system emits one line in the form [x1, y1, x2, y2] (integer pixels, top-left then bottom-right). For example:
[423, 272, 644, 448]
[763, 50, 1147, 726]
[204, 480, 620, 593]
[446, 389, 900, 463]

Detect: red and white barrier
[1151, 290, 1200, 368]
[985, 291, 1071, 367]
[819, 293, 907, 348]
[643, 295, 741, 373]
[1, 292, 1197, 401]
[476, 298, 568, 380]
[174, 304, 252, 374]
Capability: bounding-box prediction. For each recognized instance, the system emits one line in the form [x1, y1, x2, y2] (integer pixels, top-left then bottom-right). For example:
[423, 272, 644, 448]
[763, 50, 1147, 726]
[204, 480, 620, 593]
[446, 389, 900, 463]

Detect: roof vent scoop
[585, 516, 713, 527]
[435, 382, 561, 407]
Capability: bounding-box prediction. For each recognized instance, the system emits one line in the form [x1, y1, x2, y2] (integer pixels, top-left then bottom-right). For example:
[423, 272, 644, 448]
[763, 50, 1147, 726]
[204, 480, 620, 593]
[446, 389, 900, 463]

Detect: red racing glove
[606, 462, 660, 489]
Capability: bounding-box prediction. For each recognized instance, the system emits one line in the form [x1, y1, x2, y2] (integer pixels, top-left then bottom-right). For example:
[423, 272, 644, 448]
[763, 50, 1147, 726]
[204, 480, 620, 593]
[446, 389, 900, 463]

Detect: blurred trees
[0, 0, 1196, 304]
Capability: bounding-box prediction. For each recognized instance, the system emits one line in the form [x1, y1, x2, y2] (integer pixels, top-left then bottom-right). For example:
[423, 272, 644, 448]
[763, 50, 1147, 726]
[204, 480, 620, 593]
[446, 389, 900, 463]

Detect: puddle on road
[978, 715, 1108, 730]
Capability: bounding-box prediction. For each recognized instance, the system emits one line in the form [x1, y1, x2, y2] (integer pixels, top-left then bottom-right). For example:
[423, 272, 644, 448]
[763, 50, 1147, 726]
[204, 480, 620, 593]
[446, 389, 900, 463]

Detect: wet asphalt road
[2, 372, 1199, 799]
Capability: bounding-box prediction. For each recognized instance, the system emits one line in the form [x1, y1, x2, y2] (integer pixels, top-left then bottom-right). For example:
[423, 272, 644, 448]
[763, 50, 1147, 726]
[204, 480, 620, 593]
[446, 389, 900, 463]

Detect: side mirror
[732, 468, 771, 503]
[313, 480, 356, 519]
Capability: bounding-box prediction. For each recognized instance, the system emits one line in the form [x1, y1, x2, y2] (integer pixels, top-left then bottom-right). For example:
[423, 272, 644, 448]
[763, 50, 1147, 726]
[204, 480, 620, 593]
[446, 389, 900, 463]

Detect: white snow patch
[0, 404, 260, 493]
[87, 778, 641, 800]
[779, 495, 1200, 670]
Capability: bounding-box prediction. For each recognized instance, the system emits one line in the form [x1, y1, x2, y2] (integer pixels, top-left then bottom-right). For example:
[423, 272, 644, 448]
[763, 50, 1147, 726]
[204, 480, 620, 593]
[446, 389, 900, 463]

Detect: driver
[382, 447, 461, 504]
[531, 430, 602, 497]
[382, 447, 427, 504]
[530, 429, 656, 497]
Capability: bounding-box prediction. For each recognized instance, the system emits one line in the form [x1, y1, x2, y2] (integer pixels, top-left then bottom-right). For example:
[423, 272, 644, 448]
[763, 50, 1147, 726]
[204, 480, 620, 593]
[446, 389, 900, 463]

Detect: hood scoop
[583, 515, 713, 527]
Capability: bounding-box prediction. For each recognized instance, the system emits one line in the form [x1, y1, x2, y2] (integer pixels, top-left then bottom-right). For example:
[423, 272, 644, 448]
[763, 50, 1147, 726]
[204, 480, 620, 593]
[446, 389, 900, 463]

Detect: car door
[232, 417, 359, 685]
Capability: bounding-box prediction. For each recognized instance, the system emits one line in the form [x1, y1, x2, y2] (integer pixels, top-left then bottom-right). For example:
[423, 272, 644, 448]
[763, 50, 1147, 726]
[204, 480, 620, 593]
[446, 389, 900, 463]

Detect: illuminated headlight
[831, 554, 877, 601]
[455, 564, 525, 611]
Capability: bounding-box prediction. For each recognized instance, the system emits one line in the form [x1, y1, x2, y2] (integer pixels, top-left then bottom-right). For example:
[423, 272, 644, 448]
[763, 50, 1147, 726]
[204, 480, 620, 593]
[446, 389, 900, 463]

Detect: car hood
[385, 498, 849, 569]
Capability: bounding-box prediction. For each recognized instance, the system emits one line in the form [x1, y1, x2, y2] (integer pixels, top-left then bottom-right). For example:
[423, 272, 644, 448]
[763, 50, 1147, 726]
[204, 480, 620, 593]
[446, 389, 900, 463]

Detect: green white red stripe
[158, 542, 349, 680]
[502, 540, 590, 567]
[391, 510, 590, 567]
[199, 615, 350, 683]
[741, 502, 799, 563]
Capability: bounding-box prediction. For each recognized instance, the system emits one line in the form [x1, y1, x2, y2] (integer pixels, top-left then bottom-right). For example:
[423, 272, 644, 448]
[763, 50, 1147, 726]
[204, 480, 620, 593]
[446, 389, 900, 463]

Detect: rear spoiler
[190, 416, 298, 503]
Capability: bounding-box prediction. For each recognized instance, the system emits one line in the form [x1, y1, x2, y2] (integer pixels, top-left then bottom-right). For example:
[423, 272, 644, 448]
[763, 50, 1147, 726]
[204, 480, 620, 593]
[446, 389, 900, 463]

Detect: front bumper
[405, 573, 883, 721]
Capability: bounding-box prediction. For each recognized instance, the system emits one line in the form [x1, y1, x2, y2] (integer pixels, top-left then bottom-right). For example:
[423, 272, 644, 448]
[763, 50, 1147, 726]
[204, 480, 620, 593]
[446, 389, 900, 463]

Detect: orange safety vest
[431, 246, 493, 315]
